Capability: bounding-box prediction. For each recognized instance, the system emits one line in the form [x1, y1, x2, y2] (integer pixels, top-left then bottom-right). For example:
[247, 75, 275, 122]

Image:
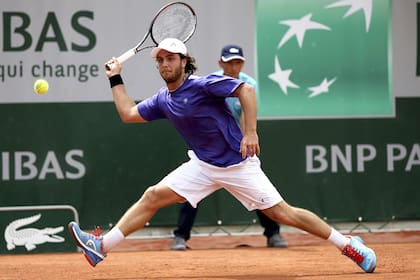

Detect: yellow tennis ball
[33, 79, 49, 94]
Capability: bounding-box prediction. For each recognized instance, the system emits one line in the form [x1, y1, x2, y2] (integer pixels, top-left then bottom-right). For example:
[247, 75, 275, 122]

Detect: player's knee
[265, 201, 298, 225]
[141, 186, 161, 210]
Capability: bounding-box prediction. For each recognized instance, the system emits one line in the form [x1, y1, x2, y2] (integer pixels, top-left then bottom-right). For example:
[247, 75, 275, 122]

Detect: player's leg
[114, 184, 184, 237]
[262, 201, 332, 239]
[262, 202, 376, 272]
[220, 156, 376, 273]
[69, 151, 220, 267]
[68, 184, 183, 267]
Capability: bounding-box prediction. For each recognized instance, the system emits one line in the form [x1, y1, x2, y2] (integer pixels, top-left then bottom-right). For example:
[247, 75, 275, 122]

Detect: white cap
[150, 38, 187, 58]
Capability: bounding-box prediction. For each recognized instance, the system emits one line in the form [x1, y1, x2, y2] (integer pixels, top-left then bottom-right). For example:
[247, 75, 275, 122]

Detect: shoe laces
[342, 243, 364, 264]
[90, 226, 105, 253]
[92, 226, 101, 238]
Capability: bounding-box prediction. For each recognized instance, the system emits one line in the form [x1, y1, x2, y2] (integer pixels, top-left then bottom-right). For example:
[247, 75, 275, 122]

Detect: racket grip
[106, 49, 136, 70]
[117, 49, 136, 64]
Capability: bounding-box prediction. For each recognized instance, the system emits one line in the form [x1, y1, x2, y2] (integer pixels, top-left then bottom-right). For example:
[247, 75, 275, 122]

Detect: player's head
[151, 38, 197, 76]
[218, 44, 245, 79]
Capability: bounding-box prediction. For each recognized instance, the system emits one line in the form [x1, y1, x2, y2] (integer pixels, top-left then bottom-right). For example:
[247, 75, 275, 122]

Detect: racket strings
[152, 4, 196, 44]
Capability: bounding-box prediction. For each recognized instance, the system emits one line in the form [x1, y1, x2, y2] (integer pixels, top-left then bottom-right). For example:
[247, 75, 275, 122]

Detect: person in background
[170, 44, 289, 251]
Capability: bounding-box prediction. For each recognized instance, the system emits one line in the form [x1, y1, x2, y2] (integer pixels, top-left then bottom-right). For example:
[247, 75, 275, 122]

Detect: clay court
[1, 230, 419, 280]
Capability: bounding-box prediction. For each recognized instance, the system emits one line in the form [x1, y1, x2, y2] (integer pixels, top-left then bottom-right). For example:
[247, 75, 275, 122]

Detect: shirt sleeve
[203, 74, 244, 98]
[136, 93, 165, 121]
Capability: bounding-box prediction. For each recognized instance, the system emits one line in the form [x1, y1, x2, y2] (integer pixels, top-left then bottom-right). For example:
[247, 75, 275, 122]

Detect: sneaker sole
[171, 246, 187, 251]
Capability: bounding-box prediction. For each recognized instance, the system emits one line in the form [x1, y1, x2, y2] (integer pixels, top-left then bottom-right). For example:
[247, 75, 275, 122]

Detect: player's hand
[105, 57, 122, 78]
[240, 132, 260, 159]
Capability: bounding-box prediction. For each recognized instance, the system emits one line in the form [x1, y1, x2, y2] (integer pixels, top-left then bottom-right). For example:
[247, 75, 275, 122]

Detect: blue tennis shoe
[68, 222, 106, 267]
[342, 236, 376, 273]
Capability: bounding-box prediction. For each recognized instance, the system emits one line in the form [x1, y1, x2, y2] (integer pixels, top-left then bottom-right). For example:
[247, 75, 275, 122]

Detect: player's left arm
[232, 83, 260, 158]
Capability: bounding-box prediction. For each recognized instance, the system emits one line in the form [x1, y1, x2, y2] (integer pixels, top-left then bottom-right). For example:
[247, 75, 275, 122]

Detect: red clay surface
[1, 231, 419, 280]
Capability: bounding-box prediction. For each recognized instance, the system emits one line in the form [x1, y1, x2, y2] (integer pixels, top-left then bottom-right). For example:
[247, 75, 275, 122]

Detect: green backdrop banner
[255, 0, 393, 119]
[0, 98, 419, 230]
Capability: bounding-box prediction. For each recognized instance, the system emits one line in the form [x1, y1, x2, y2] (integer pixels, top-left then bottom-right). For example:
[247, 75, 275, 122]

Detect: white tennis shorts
[159, 150, 283, 211]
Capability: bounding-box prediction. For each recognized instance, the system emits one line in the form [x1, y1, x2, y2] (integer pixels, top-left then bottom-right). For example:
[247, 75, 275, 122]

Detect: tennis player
[68, 38, 376, 273]
[171, 44, 287, 251]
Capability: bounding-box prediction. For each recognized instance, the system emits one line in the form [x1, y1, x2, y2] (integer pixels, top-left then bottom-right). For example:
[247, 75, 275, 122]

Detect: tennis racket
[106, 2, 196, 70]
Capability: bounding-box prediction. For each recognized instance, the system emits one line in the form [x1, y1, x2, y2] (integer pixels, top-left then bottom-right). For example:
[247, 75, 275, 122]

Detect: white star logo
[278, 13, 331, 48]
[268, 56, 299, 95]
[308, 77, 337, 98]
[326, 0, 373, 32]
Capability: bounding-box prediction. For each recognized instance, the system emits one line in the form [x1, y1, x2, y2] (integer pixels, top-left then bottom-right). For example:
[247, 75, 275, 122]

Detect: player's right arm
[105, 57, 147, 123]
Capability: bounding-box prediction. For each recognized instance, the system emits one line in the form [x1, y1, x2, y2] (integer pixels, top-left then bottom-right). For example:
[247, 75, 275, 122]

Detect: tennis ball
[33, 79, 49, 94]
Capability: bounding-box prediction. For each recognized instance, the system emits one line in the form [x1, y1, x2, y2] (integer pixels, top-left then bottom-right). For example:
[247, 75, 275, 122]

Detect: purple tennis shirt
[137, 74, 245, 167]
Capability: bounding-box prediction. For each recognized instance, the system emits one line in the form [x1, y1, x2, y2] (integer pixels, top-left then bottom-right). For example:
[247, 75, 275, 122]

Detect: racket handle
[106, 49, 136, 70]
[117, 49, 136, 64]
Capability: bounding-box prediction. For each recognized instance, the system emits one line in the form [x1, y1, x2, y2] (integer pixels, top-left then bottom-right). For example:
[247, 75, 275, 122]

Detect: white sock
[102, 227, 125, 253]
[327, 228, 350, 250]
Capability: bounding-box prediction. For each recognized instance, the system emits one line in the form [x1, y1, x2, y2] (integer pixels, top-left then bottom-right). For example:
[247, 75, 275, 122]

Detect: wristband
[109, 74, 123, 88]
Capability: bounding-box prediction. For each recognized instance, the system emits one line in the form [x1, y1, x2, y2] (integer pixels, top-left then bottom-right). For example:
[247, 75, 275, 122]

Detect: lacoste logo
[4, 214, 65, 251]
